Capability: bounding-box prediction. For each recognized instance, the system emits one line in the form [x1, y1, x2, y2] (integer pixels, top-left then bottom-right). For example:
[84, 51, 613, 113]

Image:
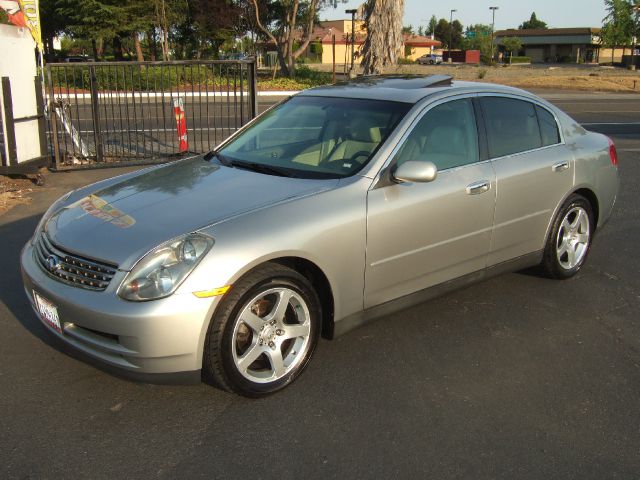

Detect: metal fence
[45, 59, 257, 170]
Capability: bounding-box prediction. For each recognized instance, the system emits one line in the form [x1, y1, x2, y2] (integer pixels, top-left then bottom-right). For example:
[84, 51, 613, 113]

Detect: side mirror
[393, 161, 438, 183]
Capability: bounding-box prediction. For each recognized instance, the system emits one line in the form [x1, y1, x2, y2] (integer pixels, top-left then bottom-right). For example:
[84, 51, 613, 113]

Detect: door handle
[466, 180, 491, 195]
[552, 161, 569, 172]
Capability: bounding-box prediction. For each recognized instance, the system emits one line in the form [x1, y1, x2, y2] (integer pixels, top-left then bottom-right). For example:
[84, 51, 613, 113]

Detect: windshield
[218, 96, 410, 179]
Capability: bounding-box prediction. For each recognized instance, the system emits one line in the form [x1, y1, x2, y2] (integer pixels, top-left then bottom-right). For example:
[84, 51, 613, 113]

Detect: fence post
[46, 66, 61, 168]
[88, 65, 104, 162]
[248, 58, 258, 120]
[34, 76, 48, 160]
[1, 77, 17, 166]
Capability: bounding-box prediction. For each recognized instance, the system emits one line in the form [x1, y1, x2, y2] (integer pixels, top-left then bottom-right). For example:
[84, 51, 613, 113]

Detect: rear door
[364, 97, 496, 308]
[478, 95, 574, 265]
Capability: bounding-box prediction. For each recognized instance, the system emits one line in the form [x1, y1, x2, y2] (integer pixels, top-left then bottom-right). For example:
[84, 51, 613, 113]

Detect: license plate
[33, 291, 62, 334]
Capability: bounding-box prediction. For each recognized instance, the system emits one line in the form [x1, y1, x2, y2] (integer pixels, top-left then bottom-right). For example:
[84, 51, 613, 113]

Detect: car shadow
[0, 212, 131, 376]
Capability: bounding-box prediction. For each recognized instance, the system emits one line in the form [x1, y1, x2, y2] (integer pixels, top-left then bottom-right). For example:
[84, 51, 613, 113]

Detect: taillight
[607, 137, 618, 167]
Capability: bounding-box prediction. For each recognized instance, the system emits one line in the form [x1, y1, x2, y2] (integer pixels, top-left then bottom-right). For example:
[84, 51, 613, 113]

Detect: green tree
[402, 24, 414, 35]
[434, 18, 463, 50]
[40, 0, 68, 56]
[502, 36, 522, 63]
[56, 0, 125, 59]
[462, 24, 492, 61]
[426, 14, 437, 35]
[519, 12, 547, 30]
[601, 0, 635, 63]
[172, 0, 242, 59]
[251, 0, 344, 77]
[417, 25, 424, 36]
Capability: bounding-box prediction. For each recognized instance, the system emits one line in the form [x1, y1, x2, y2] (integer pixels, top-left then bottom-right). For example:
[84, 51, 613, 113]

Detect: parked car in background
[417, 53, 443, 65]
[223, 52, 248, 61]
[21, 75, 619, 397]
[63, 55, 95, 62]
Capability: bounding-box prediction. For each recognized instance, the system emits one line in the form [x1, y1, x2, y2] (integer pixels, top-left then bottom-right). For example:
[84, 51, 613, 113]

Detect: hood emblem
[46, 255, 61, 273]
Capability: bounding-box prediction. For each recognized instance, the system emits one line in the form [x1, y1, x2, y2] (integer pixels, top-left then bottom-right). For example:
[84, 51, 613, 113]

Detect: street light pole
[490, 6, 499, 63]
[632, 4, 640, 71]
[449, 9, 457, 63]
[346, 8, 358, 77]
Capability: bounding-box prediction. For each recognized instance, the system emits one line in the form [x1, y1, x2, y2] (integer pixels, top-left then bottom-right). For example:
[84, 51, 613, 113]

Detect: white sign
[0, 23, 42, 165]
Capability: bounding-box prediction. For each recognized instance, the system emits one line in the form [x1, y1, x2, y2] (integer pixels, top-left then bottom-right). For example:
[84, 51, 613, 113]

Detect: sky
[321, 0, 608, 31]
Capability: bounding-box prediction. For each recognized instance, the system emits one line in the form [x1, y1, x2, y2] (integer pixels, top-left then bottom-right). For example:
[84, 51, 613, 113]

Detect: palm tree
[360, 0, 405, 75]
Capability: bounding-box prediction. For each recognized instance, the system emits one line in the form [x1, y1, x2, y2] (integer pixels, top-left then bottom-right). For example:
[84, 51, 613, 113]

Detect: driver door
[364, 97, 496, 308]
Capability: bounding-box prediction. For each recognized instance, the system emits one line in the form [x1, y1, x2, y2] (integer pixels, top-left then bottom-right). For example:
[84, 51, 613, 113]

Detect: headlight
[118, 233, 214, 301]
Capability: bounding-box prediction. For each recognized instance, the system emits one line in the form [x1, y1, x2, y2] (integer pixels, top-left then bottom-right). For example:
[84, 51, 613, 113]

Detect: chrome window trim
[474, 92, 566, 161]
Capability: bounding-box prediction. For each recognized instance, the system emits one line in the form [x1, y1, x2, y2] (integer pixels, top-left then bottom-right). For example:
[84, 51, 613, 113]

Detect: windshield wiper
[203, 150, 232, 167]
[229, 160, 296, 178]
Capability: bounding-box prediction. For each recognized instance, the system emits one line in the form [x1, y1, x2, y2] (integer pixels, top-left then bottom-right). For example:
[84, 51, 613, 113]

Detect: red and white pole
[173, 97, 188, 153]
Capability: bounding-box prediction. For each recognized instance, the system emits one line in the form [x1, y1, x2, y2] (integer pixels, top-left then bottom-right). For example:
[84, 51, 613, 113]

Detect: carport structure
[494, 28, 601, 63]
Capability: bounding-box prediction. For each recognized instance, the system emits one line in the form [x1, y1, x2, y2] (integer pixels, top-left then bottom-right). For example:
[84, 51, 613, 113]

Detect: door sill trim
[332, 250, 543, 338]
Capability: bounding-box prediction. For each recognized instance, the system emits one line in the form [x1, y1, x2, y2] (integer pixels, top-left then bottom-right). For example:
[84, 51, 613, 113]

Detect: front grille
[34, 233, 118, 291]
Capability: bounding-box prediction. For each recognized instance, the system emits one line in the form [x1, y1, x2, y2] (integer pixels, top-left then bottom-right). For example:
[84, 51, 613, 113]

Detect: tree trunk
[113, 36, 125, 61]
[285, 1, 300, 78]
[361, 0, 405, 75]
[91, 39, 98, 61]
[147, 29, 157, 61]
[162, 29, 170, 60]
[133, 32, 144, 62]
[277, 48, 290, 77]
[250, 0, 319, 77]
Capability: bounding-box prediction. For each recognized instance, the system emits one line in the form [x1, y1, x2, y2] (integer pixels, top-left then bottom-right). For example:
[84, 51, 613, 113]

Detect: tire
[203, 262, 321, 397]
[541, 194, 594, 279]
[429, 60, 435, 65]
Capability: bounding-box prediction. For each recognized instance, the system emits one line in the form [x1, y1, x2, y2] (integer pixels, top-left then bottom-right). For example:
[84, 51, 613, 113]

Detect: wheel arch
[269, 257, 336, 340]
[216, 255, 336, 341]
[543, 186, 600, 249]
[573, 187, 600, 227]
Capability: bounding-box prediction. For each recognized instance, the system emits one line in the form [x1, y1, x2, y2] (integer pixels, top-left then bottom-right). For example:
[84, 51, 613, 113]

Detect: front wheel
[541, 194, 594, 279]
[203, 263, 321, 397]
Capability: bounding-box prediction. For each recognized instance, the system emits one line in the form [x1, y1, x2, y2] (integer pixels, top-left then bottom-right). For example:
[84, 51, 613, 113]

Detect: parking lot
[1, 91, 639, 479]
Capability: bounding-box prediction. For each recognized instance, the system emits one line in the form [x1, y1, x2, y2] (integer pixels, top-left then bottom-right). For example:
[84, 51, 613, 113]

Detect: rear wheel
[203, 263, 321, 397]
[541, 194, 594, 279]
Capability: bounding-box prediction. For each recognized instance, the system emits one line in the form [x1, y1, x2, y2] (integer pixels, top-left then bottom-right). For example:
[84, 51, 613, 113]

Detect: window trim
[376, 93, 485, 178]
[475, 93, 565, 161]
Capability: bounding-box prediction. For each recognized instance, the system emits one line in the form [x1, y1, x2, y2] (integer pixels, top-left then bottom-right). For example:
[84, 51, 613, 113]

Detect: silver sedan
[21, 76, 619, 396]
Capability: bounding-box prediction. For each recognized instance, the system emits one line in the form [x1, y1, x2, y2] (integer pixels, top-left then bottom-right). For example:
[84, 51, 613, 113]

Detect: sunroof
[348, 74, 453, 89]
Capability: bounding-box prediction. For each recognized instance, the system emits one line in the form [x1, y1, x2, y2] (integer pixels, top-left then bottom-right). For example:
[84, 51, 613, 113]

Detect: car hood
[45, 156, 338, 270]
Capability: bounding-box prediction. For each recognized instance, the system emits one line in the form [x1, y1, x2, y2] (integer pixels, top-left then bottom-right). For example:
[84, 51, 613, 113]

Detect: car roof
[297, 75, 536, 104]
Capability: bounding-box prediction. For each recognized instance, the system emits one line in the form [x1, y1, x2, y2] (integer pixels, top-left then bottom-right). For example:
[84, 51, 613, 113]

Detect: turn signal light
[193, 285, 231, 298]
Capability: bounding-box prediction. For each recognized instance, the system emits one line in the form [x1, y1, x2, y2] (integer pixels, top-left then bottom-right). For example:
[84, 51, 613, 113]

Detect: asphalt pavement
[1, 91, 640, 479]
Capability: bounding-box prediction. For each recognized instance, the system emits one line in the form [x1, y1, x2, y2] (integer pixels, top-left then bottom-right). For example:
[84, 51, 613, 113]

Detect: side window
[536, 106, 561, 146]
[395, 98, 479, 171]
[480, 97, 542, 158]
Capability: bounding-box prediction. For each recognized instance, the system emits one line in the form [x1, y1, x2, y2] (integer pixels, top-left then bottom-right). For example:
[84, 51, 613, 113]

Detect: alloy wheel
[231, 287, 312, 383]
[556, 206, 590, 270]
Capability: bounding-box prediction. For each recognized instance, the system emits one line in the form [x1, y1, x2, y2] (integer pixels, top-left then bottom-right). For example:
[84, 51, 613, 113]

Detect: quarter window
[395, 98, 479, 170]
[536, 105, 561, 146]
[480, 97, 542, 158]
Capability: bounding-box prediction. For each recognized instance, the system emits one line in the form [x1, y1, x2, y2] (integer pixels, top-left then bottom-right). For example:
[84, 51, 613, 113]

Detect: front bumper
[21, 241, 221, 380]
